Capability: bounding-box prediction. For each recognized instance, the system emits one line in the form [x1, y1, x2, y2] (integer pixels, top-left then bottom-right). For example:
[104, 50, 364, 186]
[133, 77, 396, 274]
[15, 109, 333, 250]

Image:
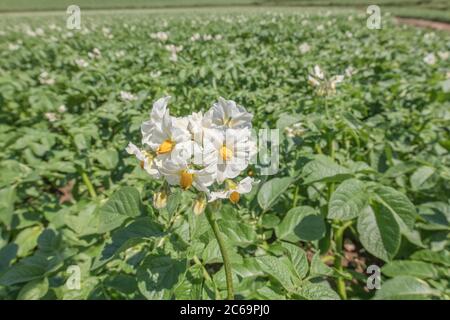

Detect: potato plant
[0, 9, 449, 300]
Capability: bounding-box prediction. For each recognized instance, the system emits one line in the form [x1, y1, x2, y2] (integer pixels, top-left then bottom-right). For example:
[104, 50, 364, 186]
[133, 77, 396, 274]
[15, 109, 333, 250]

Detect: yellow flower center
[224, 117, 234, 128]
[229, 191, 240, 204]
[219, 145, 233, 161]
[180, 170, 193, 190]
[157, 140, 175, 155]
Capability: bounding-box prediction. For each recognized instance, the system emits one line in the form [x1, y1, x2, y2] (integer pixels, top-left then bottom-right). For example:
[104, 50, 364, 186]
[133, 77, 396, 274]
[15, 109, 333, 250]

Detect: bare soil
[396, 17, 450, 31]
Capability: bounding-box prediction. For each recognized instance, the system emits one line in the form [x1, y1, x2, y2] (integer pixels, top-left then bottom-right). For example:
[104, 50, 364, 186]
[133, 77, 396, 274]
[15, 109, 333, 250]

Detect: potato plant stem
[333, 221, 352, 300]
[193, 255, 222, 300]
[81, 170, 97, 199]
[205, 205, 234, 300]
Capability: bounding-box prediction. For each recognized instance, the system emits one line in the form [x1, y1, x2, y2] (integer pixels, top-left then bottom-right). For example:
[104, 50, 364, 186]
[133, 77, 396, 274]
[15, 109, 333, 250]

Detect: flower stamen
[180, 170, 193, 190]
[229, 191, 240, 204]
[219, 145, 233, 161]
[157, 140, 175, 155]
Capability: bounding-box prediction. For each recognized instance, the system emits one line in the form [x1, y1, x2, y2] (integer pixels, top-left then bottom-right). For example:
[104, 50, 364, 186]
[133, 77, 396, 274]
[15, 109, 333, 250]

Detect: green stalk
[80, 170, 97, 199]
[205, 205, 234, 300]
[292, 185, 300, 207]
[193, 255, 222, 300]
[333, 221, 353, 300]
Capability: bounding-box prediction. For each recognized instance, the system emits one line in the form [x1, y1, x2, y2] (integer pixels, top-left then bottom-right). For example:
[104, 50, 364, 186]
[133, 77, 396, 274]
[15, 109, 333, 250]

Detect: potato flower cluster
[127, 97, 258, 207]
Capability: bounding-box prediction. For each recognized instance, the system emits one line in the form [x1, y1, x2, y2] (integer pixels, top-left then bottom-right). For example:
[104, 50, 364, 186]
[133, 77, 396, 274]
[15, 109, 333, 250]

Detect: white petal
[151, 96, 170, 122]
[208, 190, 230, 202]
[314, 65, 324, 79]
[237, 177, 255, 194]
[126, 142, 145, 161]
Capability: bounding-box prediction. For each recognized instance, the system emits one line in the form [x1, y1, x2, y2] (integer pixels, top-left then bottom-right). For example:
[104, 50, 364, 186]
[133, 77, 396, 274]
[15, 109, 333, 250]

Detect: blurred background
[0, 0, 449, 23]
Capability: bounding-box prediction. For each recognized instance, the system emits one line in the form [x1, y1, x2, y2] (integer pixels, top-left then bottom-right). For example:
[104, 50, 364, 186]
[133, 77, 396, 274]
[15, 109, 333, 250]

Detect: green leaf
[410, 250, 450, 267]
[257, 177, 293, 211]
[166, 189, 181, 217]
[410, 166, 436, 191]
[281, 242, 309, 280]
[137, 255, 186, 300]
[357, 204, 400, 262]
[302, 155, 352, 184]
[14, 225, 44, 257]
[0, 253, 62, 286]
[0, 243, 18, 274]
[95, 149, 119, 170]
[256, 255, 297, 290]
[375, 276, 438, 300]
[93, 217, 164, 269]
[373, 185, 417, 230]
[201, 237, 241, 265]
[310, 252, 334, 277]
[65, 202, 101, 236]
[256, 286, 286, 300]
[218, 219, 257, 246]
[276, 206, 325, 242]
[0, 160, 32, 187]
[276, 113, 302, 130]
[382, 261, 438, 279]
[328, 179, 368, 221]
[234, 258, 264, 278]
[97, 187, 144, 233]
[0, 187, 16, 226]
[37, 229, 62, 253]
[294, 281, 340, 300]
[173, 265, 203, 300]
[17, 278, 49, 300]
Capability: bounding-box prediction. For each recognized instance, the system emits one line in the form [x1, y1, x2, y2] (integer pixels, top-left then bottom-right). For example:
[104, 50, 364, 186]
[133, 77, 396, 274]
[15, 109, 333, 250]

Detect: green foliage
[0, 8, 449, 300]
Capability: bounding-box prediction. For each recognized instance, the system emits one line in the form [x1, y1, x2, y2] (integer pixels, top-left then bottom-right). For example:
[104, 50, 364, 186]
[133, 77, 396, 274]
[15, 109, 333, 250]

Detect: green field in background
[0, 1, 449, 23]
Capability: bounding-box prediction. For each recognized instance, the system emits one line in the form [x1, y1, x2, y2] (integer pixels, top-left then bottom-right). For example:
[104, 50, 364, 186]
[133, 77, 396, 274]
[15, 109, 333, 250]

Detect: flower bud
[153, 187, 168, 209]
[229, 191, 240, 204]
[193, 194, 207, 215]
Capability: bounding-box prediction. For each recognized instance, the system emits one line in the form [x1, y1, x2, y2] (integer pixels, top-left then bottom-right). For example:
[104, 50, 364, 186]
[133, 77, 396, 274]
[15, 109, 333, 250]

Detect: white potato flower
[298, 42, 311, 54]
[165, 44, 183, 62]
[209, 127, 256, 183]
[58, 105, 67, 113]
[345, 66, 356, 78]
[204, 97, 253, 130]
[159, 158, 216, 192]
[120, 91, 137, 102]
[190, 33, 201, 41]
[208, 177, 256, 203]
[285, 122, 305, 138]
[75, 58, 89, 68]
[438, 51, 449, 60]
[88, 48, 102, 59]
[39, 72, 55, 85]
[141, 96, 171, 142]
[8, 43, 20, 51]
[187, 111, 216, 145]
[424, 53, 436, 65]
[127, 96, 257, 206]
[141, 97, 193, 164]
[150, 71, 162, 78]
[151, 31, 169, 42]
[44, 112, 58, 122]
[308, 65, 344, 96]
[125, 142, 161, 178]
